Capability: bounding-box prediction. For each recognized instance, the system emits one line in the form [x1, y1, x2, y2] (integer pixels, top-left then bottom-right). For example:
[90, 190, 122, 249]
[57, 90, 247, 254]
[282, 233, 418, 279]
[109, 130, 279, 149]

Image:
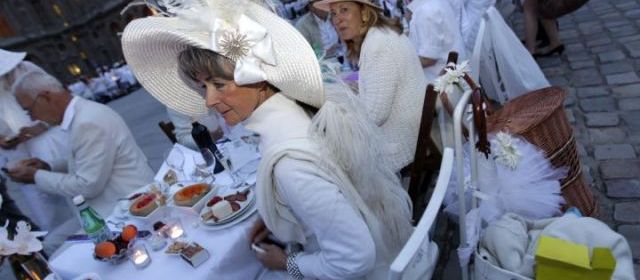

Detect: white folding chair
[389, 148, 454, 280]
[453, 88, 489, 280]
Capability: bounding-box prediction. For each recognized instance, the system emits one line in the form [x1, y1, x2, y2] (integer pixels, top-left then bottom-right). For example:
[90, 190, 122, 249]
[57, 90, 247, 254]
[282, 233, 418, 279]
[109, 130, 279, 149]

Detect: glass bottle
[73, 195, 111, 244]
[191, 122, 224, 174]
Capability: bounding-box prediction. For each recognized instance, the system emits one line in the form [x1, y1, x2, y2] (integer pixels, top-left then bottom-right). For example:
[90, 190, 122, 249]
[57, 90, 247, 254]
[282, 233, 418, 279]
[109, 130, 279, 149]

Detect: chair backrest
[158, 121, 177, 144]
[389, 148, 454, 280]
[408, 84, 443, 222]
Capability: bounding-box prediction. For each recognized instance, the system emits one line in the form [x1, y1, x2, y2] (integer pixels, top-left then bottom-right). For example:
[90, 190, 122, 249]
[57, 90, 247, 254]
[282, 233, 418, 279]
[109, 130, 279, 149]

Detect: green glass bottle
[73, 195, 111, 243]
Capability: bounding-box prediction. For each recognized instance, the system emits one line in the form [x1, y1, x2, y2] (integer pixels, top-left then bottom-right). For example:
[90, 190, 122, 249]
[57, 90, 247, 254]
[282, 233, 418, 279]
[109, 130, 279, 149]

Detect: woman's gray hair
[177, 46, 235, 85]
[11, 69, 64, 99]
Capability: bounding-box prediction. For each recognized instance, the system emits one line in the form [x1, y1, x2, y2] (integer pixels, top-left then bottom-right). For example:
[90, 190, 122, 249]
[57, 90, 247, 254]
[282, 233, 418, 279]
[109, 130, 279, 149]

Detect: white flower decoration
[491, 132, 522, 170]
[434, 61, 470, 95]
[0, 221, 16, 256]
[12, 221, 46, 255]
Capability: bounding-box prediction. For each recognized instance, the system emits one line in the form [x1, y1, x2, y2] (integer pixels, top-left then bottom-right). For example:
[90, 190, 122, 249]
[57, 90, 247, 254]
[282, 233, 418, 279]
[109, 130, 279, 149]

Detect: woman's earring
[362, 12, 369, 23]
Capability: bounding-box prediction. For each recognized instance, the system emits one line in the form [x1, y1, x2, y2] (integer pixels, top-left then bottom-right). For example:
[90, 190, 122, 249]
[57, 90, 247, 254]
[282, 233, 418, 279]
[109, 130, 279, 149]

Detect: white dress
[245, 94, 379, 279]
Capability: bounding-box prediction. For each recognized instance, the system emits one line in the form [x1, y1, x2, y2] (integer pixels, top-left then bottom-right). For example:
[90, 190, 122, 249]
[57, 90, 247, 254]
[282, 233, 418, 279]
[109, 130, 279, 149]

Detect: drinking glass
[163, 147, 185, 181]
[191, 153, 215, 184]
[213, 146, 243, 188]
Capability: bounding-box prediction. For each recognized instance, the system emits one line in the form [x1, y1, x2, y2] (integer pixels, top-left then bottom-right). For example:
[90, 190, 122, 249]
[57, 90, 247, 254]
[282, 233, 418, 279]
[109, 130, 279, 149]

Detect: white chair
[389, 148, 454, 280]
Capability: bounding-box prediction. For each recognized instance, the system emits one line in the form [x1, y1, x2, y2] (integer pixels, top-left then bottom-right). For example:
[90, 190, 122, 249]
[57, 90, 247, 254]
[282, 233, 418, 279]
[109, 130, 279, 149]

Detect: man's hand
[6, 158, 50, 184]
[18, 123, 48, 142]
[0, 135, 20, 150]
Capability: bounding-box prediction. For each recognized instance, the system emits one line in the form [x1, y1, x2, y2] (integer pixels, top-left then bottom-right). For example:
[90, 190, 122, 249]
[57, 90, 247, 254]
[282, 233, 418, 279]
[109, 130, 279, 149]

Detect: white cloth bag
[474, 7, 549, 104]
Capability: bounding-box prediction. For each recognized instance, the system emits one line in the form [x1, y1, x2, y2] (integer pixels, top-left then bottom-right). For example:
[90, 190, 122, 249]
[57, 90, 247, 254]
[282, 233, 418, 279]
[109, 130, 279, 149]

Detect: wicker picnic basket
[486, 86, 598, 217]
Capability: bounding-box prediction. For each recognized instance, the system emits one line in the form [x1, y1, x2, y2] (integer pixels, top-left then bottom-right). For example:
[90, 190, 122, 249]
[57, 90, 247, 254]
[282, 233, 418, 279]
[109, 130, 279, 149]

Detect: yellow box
[535, 236, 615, 280]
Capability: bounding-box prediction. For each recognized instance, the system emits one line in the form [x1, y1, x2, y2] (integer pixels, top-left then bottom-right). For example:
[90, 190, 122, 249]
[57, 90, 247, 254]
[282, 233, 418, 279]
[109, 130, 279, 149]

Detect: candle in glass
[168, 224, 185, 239]
[129, 245, 151, 268]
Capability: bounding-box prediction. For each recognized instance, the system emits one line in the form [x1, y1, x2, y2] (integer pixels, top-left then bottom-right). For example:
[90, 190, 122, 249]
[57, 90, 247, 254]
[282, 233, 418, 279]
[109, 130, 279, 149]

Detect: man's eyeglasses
[23, 94, 42, 115]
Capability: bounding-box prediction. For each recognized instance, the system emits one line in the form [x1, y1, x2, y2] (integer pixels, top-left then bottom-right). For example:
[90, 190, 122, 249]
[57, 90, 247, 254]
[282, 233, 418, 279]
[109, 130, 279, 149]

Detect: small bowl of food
[170, 183, 214, 214]
[93, 225, 138, 264]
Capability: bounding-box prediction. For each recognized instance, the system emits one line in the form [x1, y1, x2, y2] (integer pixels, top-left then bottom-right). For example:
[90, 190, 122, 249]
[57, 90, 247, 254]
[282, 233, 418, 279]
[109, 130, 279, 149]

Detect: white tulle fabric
[443, 133, 566, 265]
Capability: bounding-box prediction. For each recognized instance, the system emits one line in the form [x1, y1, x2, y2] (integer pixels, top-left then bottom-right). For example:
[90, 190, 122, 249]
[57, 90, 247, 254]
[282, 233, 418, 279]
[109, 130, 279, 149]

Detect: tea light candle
[130, 248, 151, 268]
[168, 224, 185, 239]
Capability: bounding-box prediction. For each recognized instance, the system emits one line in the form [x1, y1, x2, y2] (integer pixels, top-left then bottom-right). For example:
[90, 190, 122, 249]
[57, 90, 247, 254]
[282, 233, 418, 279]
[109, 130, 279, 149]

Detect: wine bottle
[191, 122, 225, 174]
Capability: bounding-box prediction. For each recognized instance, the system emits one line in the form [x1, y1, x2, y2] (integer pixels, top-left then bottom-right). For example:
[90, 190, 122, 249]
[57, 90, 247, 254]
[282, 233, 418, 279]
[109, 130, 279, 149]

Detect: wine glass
[162, 148, 185, 192]
[213, 146, 243, 188]
[191, 153, 216, 184]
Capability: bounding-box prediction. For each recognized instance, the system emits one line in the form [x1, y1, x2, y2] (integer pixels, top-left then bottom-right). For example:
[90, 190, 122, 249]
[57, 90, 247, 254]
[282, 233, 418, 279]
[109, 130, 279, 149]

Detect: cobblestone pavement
[508, 0, 640, 275]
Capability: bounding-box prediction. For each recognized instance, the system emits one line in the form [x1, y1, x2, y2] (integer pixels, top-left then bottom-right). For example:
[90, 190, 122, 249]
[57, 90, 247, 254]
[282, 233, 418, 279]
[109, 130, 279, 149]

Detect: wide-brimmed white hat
[122, 0, 324, 117]
[0, 49, 26, 77]
[313, 0, 382, 12]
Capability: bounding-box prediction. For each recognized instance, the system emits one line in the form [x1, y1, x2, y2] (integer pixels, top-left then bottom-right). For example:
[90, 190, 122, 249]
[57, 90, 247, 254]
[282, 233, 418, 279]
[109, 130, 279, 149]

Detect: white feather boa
[309, 77, 413, 256]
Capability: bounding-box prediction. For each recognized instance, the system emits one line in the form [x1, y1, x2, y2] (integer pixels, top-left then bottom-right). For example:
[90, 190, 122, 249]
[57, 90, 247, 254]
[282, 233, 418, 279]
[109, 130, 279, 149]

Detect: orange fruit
[95, 241, 117, 258]
[121, 224, 138, 242]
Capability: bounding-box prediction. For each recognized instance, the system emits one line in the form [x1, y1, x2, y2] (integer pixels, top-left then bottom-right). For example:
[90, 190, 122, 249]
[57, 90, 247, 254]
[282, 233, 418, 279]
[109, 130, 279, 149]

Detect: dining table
[48, 142, 265, 279]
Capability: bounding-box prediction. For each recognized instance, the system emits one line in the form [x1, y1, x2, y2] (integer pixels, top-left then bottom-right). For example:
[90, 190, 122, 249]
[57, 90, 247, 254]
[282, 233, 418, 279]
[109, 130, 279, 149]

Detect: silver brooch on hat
[219, 30, 250, 62]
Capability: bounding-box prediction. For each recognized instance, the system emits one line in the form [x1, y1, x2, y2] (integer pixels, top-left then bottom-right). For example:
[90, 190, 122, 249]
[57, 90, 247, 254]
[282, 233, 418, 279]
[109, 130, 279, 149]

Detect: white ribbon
[210, 15, 277, 85]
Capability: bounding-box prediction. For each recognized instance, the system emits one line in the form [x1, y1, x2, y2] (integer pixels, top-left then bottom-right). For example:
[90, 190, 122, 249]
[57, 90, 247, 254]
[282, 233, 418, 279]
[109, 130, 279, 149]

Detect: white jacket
[358, 27, 426, 171]
[246, 94, 381, 279]
[35, 97, 154, 217]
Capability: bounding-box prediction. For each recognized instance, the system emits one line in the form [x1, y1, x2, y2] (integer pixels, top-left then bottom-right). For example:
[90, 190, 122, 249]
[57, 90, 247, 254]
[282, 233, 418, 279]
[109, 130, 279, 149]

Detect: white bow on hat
[157, 0, 277, 85]
[211, 14, 277, 84]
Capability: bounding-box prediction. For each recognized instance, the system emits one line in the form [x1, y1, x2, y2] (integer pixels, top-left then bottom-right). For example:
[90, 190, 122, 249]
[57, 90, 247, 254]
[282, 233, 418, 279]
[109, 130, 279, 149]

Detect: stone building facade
[0, 0, 153, 83]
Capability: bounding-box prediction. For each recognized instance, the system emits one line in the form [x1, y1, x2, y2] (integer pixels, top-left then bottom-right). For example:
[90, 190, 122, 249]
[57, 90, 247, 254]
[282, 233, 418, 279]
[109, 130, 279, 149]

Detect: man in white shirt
[7, 69, 154, 218]
[407, 0, 468, 82]
[295, 0, 341, 58]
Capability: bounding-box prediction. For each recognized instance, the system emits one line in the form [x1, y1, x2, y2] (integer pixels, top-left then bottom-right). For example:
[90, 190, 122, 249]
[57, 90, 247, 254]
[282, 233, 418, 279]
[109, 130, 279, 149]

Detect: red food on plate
[224, 189, 250, 202]
[129, 193, 158, 217]
[230, 201, 241, 212]
[206, 196, 223, 207]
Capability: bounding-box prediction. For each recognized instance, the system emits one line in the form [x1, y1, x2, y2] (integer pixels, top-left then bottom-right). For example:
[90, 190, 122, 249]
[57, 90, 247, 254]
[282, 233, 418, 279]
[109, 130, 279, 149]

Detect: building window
[52, 4, 63, 16]
[67, 64, 82, 76]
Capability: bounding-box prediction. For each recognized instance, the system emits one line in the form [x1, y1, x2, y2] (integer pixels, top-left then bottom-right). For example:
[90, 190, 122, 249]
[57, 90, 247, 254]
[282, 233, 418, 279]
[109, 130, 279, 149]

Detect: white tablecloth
[50, 144, 264, 279]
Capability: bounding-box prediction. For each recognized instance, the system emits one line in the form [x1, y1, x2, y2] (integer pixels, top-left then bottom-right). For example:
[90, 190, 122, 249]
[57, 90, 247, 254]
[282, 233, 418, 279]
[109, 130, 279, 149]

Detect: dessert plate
[199, 187, 256, 228]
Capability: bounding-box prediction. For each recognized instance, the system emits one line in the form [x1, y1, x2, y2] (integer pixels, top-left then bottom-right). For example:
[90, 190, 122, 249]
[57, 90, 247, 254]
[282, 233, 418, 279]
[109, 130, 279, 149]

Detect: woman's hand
[255, 243, 287, 271]
[249, 218, 269, 243]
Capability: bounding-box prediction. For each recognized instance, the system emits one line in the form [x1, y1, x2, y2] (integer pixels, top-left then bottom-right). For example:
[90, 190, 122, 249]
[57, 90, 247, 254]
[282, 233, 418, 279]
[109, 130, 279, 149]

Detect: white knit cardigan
[358, 27, 427, 171]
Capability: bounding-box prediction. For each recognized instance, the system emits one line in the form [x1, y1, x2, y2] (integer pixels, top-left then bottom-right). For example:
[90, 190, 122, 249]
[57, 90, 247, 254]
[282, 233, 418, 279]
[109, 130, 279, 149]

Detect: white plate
[198, 203, 257, 231]
[199, 188, 255, 226]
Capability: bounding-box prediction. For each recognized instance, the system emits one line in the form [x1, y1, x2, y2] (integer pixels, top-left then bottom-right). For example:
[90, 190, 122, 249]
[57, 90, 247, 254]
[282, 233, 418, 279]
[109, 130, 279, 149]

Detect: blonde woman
[315, 0, 427, 172]
[122, 1, 413, 279]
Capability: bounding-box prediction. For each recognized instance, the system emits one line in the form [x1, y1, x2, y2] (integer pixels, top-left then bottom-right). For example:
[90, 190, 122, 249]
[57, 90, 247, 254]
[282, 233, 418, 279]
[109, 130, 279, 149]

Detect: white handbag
[473, 250, 532, 280]
[471, 7, 550, 104]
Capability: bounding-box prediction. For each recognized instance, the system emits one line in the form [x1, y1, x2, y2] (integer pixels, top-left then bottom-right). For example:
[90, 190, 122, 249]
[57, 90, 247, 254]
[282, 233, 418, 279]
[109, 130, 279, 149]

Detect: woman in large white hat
[121, 0, 412, 279]
[314, 0, 428, 172]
